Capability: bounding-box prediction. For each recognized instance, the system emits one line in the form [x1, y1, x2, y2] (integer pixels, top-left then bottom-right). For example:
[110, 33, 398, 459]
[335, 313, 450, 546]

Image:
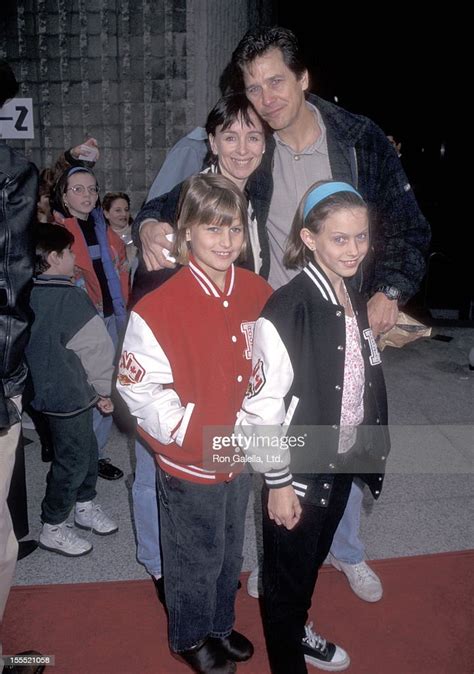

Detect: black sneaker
[301, 622, 350, 671]
[98, 458, 124, 480]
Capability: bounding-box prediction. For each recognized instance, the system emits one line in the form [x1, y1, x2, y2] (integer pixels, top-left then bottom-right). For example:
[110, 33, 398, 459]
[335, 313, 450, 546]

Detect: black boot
[210, 630, 254, 662]
[175, 637, 236, 673]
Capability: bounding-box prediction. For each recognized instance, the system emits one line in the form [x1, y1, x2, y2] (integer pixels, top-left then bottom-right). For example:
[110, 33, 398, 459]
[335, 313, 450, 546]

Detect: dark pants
[262, 475, 353, 674]
[41, 408, 98, 525]
[157, 468, 250, 652]
[7, 430, 28, 540]
[27, 405, 53, 454]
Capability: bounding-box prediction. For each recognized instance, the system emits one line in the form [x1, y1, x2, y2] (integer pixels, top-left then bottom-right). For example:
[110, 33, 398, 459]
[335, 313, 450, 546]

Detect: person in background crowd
[0, 58, 39, 662]
[27, 141, 102, 464]
[51, 166, 128, 481]
[145, 127, 208, 202]
[103, 191, 137, 271]
[36, 168, 55, 223]
[27, 223, 118, 556]
[36, 137, 100, 225]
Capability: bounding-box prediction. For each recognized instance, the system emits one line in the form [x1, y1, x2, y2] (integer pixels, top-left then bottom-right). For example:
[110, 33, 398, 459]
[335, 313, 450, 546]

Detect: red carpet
[2, 551, 473, 673]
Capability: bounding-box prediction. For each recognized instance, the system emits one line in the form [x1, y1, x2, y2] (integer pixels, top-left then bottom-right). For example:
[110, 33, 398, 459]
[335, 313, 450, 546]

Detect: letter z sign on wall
[0, 98, 34, 139]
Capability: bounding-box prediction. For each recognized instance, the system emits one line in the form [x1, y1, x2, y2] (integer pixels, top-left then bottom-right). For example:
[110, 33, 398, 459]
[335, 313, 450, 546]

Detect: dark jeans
[262, 475, 353, 674]
[41, 408, 98, 525]
[157, 468, 250, 652]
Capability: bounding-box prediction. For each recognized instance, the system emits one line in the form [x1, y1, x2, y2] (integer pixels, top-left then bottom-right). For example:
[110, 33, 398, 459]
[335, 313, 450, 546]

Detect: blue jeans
[93, 407, 113, 461]
[132, 439, 162, 576]
[329, 477, 365, 563]
[157, 468, 250, 652]
[93, 314, 120, 461]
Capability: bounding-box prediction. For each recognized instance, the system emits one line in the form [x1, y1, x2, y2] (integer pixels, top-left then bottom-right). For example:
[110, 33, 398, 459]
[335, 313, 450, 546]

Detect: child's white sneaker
[74, 500, 118, 535]
[39, 521, 93, 557]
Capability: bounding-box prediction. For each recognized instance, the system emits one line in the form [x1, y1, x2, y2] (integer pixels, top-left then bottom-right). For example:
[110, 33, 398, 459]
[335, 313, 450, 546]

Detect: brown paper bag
[378, 311, 432, 351]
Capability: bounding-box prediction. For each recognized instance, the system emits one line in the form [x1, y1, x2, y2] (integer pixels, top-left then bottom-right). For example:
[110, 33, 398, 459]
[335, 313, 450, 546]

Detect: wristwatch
[376, 285, 401, 301]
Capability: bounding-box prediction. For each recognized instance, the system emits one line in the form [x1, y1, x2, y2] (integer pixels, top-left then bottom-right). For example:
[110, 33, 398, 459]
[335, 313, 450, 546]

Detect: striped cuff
[264, 467, 293, 489]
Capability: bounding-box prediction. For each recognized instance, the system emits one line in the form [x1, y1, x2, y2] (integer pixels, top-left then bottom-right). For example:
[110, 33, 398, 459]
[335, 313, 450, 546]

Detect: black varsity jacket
[236, 261, 390, 507]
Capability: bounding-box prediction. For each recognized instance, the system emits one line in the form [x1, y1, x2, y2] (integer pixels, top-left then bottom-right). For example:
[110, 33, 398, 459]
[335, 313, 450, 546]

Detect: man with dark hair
[232, 25, 307, 81]
[0, 60, 38, 629]
[231, 26, 429, 313]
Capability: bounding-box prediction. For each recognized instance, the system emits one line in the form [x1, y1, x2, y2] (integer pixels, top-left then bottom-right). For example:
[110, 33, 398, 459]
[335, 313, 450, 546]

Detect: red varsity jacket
[117, 259, 272, 483]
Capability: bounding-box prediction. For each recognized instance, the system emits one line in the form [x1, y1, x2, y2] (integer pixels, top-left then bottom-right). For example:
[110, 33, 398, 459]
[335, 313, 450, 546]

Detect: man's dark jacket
[0, 144, 38, 429]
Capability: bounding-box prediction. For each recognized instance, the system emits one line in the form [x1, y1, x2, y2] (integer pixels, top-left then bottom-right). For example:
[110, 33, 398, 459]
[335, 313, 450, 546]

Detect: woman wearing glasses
[52, 166, 129, 327]
[51, 166, 129, 480]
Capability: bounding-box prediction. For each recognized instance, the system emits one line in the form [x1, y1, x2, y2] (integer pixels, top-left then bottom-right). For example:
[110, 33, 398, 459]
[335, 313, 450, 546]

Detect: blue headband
[67, 166, 95, 178]
[303, 182, 362, 220]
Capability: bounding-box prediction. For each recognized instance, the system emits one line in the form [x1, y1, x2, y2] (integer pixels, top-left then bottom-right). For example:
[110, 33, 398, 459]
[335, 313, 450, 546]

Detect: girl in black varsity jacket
[117, 174, 272, 673]
[236, 181, 390, 674]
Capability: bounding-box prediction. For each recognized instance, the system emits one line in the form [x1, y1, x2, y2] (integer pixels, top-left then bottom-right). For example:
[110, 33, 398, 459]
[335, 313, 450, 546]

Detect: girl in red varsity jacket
[117, 174, 271, 672]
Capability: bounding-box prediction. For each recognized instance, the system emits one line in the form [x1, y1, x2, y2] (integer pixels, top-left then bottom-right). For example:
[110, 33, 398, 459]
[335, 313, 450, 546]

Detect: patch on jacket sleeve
[245, 358, 266, 398]
[118, 351, 145, 385]
[363, 329, 382, 366]
[241, 321, 255, 360]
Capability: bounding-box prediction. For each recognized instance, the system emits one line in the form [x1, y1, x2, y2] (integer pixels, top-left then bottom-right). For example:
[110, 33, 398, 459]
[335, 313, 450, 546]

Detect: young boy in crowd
[26, 223, 118, 556]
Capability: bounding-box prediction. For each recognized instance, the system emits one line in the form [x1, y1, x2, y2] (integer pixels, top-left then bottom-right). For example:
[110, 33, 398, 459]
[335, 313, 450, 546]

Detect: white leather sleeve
[117, 311, 193, 445]
[235, 317, 296, 482]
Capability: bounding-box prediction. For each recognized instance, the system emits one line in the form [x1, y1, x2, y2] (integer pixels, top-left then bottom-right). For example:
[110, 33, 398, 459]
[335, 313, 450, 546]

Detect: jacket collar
[257, 93, 369, 163]
[34, 274, 75, 286]
[188, 256, 235, 298]
[303, 261, 341, 306]
[307, 93, 369, 146]
[303, 260, 360, 314]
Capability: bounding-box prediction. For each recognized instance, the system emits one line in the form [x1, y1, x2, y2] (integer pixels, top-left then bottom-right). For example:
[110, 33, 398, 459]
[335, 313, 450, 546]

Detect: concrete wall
[0, 0, 274, 209]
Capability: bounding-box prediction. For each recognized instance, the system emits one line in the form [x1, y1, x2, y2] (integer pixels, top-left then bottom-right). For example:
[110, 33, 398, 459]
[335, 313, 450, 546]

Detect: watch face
[381, 286, 400, 300]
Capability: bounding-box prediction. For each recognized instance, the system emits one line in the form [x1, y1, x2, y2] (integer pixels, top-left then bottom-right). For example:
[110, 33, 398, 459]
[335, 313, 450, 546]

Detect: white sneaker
[74, 500, 118, 536]
[329, 553, 383, 602]
[302, 622, 350, 671]
[39, 521, 93, 557]
[246, 565, 261, 598]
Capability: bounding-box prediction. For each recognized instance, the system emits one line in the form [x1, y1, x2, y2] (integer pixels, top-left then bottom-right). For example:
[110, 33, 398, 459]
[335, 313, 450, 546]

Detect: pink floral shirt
[339, 313, 365, 453]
